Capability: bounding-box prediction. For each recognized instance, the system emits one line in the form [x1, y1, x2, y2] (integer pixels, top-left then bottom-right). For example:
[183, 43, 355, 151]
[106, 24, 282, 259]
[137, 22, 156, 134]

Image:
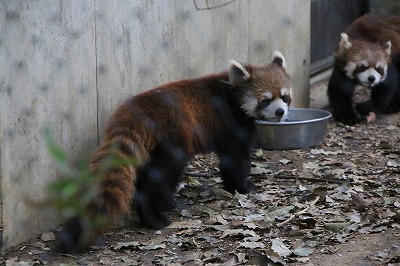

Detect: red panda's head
[228, 51, 292, 122]
[336, 33, 391, 87]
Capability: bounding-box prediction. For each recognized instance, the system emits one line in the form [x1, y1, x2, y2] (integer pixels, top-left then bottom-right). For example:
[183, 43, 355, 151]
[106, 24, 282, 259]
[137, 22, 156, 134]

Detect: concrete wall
[0, 0, 310, 249]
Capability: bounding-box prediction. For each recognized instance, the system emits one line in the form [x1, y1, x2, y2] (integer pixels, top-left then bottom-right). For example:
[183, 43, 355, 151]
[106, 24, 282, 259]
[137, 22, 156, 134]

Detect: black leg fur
[135, 141, 189, 229]
[135, 190, 171, 229]
[218, 152, 254, 194]
[366, 63, 400, 114]
[56, 216, 82, 254]
[327, 67, 360, 125]
[135, 167, 176, 229]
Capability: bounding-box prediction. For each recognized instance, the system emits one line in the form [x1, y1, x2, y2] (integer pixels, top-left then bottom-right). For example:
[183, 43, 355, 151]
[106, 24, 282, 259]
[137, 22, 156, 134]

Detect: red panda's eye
[281, 95, 291, 103]
[356, 65, 368, 72]
[375, 67, 384, 75]
[259, 99, 272, 109]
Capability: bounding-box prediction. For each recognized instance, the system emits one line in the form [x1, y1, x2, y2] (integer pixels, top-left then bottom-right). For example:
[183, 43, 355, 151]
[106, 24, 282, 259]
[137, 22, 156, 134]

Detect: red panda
[57, 51, 292, 253]
[328, 13, 400, 125]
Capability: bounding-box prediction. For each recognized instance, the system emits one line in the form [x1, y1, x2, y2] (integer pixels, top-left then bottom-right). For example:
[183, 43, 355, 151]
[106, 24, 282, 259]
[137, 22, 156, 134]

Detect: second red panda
[328, 13, 400, 124]
[57, 51, 293, 252]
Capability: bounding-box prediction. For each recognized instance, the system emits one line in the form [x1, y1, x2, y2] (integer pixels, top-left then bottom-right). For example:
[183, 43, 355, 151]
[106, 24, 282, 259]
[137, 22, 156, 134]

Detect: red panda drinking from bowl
[57, 51, 292, 253]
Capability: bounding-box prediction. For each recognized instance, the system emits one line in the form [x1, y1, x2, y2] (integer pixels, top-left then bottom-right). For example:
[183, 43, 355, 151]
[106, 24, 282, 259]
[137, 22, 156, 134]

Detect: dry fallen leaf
[211, 186, 233, 200]
[253, 148, 264, 159]
[279, 159, 292, 165]
[114, 241, 140, 250]
[324, 222, 350, 231]
[293, 242, 314, 257]
[220, 229, 259, 239]
[239, 241, 265, 249]
[387, 160, 400, 167]
[167, 220, 203, 229]
[271, 238, 292, 257]
[40, 232, 55, 242]
[351, 193, 370, 208]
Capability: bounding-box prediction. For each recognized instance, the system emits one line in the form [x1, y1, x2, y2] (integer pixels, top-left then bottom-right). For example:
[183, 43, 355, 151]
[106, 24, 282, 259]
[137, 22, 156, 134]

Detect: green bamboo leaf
[43, 127, 74, 174]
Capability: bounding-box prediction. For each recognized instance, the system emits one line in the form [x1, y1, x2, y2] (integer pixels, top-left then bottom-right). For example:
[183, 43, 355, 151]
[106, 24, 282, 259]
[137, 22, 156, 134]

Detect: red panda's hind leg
[135, 190, 172, 230]
[56, 216, 82, 253]
[135, 142, 190, 229]
[135, 168, 180, 229]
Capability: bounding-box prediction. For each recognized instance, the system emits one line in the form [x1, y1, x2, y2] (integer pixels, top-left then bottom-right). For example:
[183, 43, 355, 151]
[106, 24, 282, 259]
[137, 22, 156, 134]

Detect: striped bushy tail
[57, 131, 148, 253]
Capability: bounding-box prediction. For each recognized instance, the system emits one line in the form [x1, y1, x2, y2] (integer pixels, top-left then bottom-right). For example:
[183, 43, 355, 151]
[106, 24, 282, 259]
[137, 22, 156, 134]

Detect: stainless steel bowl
[255, 108, 332, 150]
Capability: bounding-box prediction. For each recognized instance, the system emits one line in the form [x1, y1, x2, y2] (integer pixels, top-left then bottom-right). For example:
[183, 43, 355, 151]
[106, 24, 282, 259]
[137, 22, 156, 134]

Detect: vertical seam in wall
[247, 1, 250, 61]
[94, 0, 99, 145]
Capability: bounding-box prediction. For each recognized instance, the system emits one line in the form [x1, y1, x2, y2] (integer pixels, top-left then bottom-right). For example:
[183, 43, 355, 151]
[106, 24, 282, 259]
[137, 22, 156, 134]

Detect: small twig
[276, 196, 320, 227]
[382, 149, 400, 155]
[184, 172, 346, 184]
[185, 171, 278, 178]
[274, 175, 345, 184]
[61, 253, 79, 259]
[184, 172, 219, 178]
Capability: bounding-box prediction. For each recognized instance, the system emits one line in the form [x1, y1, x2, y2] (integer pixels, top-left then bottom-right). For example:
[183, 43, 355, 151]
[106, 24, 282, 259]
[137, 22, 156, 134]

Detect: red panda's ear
[384, 41, 392, 57]
[228, 60, 250, 84]
[272, 51, 287, 69]
[338, 33, 352, 54]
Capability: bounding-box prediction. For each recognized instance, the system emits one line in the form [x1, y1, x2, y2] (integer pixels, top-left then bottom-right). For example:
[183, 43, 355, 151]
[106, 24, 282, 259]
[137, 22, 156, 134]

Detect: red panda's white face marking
[355, 62, 387, 87]
[256, 87, 292, 121]
[228, 51, 292, 122]
[338, 33, 391, 87]
[344, 59, 388, 87]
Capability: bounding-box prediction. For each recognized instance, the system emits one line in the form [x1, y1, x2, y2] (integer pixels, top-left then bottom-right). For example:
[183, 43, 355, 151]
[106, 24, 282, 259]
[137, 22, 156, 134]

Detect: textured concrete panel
[0, 1, 97, 248]
[96, 0, 311, 134]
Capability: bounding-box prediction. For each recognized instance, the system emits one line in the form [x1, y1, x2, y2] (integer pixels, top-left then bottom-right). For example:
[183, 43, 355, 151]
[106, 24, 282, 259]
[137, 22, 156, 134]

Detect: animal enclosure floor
[2, 83, 400, 265]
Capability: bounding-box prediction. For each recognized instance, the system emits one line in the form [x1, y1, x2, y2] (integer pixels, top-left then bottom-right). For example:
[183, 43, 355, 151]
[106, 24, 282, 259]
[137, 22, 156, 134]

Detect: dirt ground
[2, 81, 400, 265]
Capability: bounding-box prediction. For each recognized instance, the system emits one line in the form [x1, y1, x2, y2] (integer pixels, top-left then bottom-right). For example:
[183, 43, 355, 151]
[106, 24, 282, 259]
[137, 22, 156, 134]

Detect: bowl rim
[255, 108, 332, 125]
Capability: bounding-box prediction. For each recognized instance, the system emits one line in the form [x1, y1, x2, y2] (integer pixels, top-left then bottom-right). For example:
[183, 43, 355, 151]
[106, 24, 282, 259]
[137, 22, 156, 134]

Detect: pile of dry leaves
[2, 114, 400, 265]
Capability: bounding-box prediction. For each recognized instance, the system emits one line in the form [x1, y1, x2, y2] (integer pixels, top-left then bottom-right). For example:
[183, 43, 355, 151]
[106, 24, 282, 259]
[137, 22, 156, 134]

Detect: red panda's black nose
[275, 108, 285, 117]
[368, 76, 376, 83]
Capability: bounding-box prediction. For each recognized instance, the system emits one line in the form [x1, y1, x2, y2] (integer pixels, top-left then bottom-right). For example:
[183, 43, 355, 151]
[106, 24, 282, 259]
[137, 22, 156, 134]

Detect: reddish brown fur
[336, 13, 400, 70]
[81, 72, 238, 239]
[247, 65, 290, 96]
[58, 59, 290, 252]
[345, 13, 400, 54]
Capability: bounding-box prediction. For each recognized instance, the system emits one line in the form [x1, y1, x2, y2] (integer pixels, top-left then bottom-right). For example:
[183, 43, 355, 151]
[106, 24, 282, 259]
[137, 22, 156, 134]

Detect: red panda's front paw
[366, 112, 377, 123]
[335, 114, 361, 125]
[223, 179, 254, 195]
[236, 179, 255, 194]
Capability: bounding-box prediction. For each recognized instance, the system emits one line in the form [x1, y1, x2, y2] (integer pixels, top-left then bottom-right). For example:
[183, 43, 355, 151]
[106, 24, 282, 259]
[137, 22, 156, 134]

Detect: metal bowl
[255, 108, 332, 150]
